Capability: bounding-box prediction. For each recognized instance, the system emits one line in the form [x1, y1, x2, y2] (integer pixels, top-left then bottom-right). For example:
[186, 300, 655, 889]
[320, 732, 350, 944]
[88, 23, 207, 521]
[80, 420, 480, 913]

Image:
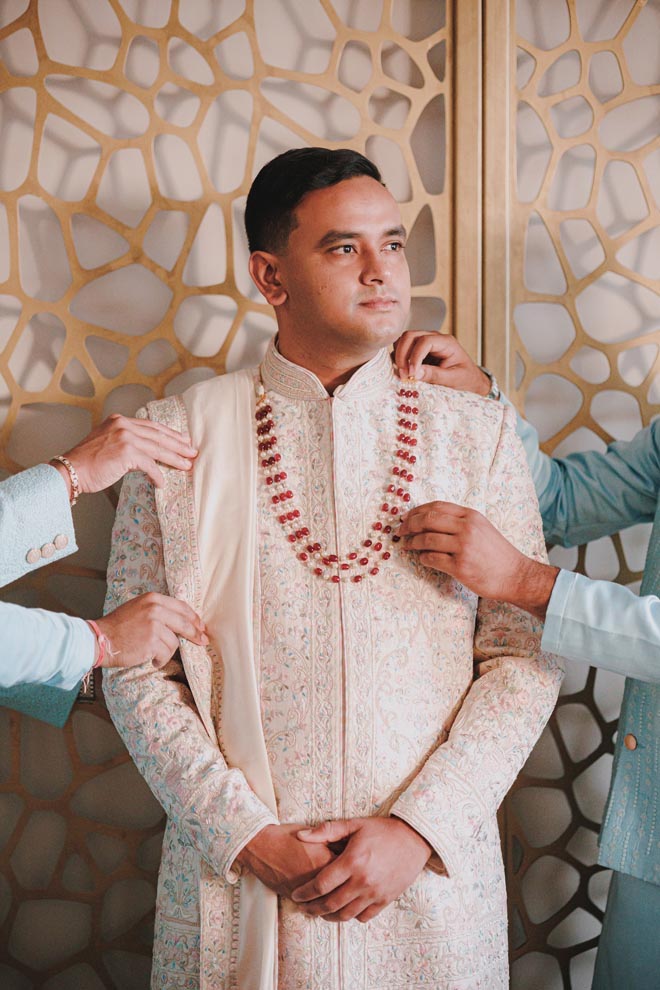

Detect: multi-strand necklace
[255, 377, 420, 583]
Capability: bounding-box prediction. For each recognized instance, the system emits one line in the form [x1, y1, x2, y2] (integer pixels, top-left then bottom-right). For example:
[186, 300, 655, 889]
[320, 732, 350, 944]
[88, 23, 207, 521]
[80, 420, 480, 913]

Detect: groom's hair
[245, 147, 382, 254]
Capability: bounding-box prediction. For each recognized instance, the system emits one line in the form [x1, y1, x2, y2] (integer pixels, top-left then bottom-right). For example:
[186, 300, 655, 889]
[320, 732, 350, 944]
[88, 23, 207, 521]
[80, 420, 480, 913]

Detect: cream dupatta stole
[146, 368, 278, 990]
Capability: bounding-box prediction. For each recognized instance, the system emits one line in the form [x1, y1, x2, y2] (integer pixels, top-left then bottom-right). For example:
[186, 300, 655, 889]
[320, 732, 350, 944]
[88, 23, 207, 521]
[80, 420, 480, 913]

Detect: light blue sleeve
[502, 393, 660, 682]
[501, 393, 660, 546]
[541, 569, 660, 684]
[0, 464, 78, 588]
[0, 601, 95, 689]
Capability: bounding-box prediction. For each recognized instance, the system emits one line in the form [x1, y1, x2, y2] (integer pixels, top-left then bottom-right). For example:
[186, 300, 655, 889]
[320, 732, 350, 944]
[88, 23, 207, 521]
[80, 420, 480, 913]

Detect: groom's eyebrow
[316, 224, 407, 249]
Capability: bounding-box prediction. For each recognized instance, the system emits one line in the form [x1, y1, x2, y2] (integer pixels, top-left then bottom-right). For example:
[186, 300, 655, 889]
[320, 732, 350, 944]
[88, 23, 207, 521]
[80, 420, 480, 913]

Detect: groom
[103, 147, 561, 989]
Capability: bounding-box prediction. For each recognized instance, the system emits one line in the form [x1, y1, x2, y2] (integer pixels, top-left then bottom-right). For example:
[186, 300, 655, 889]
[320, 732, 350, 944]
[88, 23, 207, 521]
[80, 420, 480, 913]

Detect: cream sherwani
[104, 342, 562, 990]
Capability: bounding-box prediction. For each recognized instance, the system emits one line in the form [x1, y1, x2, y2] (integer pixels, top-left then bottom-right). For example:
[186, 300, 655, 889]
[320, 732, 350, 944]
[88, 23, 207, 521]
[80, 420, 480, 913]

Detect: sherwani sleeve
[102, 469, 278, 882]
[391, 403, 563, 877]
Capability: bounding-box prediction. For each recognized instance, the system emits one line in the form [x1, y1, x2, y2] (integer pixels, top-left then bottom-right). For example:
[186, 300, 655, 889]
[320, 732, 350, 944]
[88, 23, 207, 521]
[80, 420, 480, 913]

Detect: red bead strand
[255, 379, 419, 583]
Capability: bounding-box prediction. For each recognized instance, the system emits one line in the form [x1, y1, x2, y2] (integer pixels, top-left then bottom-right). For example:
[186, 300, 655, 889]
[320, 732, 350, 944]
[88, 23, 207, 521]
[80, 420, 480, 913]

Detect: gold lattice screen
[499, 1, 660, 987]
[0, 1, 452, 984]
[0, 0, 451, 485]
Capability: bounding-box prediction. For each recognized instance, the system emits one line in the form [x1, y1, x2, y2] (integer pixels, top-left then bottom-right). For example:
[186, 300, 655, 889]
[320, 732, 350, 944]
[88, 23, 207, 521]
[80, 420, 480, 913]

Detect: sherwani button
[41, 542, 56, 559]
[624, 733, 638, 751]
[54, 534, 69, 550]
[26, 548, 41, 565]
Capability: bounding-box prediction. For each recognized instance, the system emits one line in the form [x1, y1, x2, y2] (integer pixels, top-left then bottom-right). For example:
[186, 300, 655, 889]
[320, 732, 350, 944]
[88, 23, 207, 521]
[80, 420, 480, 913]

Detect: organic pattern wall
[0, 0, 450, 483]
[506, 1, 660, 987]
[0, 1, 450, 985]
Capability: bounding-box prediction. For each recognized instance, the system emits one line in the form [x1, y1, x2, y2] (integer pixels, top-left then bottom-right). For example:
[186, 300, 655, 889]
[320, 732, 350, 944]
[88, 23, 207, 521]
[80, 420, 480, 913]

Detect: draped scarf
[147, 368, 278, 990]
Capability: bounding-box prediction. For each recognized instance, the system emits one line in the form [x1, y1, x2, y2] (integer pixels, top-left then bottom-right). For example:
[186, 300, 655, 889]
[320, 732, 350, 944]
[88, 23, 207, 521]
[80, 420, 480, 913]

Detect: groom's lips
[359, 296, 398, 310]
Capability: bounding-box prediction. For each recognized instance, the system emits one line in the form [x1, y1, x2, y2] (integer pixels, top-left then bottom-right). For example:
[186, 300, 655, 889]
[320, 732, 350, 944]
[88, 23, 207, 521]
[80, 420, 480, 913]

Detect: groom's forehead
[290, 177, 404, 244]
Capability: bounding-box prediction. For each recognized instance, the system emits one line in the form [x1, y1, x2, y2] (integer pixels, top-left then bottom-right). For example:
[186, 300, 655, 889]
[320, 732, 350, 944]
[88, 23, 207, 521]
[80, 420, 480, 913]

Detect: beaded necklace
[255, 377, 420, 583]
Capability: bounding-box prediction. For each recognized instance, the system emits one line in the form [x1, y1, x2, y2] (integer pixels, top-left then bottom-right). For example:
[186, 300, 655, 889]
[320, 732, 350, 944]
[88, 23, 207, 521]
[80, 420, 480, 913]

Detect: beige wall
[1, 1, 659, 988]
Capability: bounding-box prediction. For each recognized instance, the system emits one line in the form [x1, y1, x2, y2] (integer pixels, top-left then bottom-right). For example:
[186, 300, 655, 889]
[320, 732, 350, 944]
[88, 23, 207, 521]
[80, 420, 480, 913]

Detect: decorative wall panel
[0, 1, 451, 985]
[501, 1, 660, 987]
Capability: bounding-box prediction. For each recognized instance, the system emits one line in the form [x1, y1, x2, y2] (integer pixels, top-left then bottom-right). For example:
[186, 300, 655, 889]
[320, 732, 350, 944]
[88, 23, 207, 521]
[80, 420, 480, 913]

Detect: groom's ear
[249, 251, 288, 306]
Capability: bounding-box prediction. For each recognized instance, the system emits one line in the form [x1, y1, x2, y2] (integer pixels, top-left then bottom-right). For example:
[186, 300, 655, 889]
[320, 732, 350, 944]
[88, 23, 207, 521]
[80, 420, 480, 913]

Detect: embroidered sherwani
[104, 343, 562, 990]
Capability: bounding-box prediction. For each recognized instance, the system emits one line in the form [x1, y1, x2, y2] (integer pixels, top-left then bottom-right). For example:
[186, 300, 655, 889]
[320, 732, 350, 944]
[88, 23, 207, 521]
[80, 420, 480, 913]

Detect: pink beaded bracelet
[51, 455, 81, 506]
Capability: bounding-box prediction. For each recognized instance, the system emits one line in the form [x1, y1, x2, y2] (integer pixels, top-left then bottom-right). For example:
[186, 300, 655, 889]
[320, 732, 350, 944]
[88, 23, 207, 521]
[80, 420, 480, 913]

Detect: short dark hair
[245, 147, 382, 254]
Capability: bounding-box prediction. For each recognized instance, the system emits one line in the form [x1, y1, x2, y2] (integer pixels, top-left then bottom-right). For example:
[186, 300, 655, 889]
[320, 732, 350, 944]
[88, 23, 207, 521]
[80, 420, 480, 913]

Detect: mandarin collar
[259, 338, 395, 401]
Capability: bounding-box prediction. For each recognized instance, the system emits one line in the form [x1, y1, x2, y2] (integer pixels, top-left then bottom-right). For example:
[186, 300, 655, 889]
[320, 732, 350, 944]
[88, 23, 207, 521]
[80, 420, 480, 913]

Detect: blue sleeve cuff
[541, 568, 578, 657]
[0, 465, 77, 588]
[541, 569, 660, 683]
[0, 603, 95, 690]
[43, 614, 96, 689]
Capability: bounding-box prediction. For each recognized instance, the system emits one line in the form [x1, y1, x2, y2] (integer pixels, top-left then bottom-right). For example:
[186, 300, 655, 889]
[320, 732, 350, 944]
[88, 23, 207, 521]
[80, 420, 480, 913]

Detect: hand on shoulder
[393, 331, 492, 396]
[50, 414, 198, 498]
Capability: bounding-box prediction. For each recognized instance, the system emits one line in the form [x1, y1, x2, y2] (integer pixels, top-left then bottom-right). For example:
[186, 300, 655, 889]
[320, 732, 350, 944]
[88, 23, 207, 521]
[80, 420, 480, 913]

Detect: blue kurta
[506, 397, 660, 988]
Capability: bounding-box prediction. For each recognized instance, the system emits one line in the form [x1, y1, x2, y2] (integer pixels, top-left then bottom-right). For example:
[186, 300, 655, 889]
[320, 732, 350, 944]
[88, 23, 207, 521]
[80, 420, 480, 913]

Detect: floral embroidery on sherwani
[104, 342, 562, 990]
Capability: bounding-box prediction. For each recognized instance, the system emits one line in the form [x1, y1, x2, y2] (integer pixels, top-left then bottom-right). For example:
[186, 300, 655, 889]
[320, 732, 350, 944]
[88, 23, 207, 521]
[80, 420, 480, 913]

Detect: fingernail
[298, 828, 311, 836]
[202, 634, 209, 645]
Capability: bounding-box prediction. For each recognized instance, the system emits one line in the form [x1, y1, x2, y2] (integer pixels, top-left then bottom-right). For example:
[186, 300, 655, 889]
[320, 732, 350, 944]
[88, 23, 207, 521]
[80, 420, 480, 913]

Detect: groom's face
[271, 175, 411, 360]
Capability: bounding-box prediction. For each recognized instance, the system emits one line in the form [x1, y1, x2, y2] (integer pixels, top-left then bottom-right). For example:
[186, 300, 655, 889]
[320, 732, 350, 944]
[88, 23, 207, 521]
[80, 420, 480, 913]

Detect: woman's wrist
[50, 458, 73, 500]
[51, 455, 81, 506]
